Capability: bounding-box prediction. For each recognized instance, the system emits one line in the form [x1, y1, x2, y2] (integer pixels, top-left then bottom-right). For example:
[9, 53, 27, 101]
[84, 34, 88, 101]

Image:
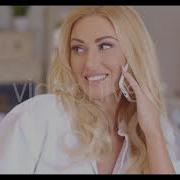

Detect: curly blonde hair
[48, 6, 167, 173]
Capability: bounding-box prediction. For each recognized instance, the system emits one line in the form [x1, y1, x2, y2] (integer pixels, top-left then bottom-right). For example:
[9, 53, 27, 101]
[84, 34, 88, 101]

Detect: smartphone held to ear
[119, 63, 136, 102]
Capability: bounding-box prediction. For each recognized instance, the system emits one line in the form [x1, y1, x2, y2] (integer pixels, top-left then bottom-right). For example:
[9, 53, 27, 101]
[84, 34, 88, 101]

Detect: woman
[0, 6, 179, 174]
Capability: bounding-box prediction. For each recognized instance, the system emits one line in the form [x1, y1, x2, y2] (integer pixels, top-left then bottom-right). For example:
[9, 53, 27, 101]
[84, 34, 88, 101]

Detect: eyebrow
[71, 36, 118, 44]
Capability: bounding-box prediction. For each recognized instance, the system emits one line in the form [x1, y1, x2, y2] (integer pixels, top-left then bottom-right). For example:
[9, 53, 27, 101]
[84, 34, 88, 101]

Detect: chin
[80, 82, 116, 101]
[86, 90, 113, 102]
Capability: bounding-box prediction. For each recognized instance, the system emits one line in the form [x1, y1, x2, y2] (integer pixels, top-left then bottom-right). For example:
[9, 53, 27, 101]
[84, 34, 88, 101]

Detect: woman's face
[70, 15, 126, 101]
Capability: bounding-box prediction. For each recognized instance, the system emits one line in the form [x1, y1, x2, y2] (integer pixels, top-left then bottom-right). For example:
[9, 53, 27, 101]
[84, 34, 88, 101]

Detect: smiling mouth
[84, 74, 109, 83]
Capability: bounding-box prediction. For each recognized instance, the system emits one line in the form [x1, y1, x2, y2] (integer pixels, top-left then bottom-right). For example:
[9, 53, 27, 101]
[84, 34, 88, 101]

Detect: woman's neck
[94, 92, 121, 134]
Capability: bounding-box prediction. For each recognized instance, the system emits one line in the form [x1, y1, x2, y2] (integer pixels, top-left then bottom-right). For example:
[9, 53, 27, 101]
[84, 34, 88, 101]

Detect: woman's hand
[122, 66, 162, 138]
[122, 66, 175, 173]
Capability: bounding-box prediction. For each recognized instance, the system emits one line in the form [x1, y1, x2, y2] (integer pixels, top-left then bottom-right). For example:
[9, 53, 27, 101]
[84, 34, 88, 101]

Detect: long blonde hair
[48, 6, 167, 173]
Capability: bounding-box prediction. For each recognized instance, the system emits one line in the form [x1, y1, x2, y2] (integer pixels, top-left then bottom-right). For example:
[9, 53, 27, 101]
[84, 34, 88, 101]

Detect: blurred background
[0, 6, 179, 144]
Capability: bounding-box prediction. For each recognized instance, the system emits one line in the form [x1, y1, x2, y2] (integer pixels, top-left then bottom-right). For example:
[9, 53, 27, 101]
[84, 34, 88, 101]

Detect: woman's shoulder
[4, 93, 68, 124]
[160, 115, 180, 173]
[12, 93, 60, 113]
[0, 94, 76, 173]
[0, 93, 71, 146]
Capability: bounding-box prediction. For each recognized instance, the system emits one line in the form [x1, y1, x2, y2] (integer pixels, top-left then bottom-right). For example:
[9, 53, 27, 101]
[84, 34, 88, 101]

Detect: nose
[84, 48, 101, 71]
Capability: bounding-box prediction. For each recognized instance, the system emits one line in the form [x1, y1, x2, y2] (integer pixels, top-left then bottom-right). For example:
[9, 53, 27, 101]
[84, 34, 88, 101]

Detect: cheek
[102, 50, 125, 72]
[71, 58, 84, 76]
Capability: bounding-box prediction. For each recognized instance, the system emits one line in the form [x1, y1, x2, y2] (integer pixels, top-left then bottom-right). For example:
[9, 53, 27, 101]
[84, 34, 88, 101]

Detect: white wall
[134, 6, 180, 97]
[0, 6, 12, 29]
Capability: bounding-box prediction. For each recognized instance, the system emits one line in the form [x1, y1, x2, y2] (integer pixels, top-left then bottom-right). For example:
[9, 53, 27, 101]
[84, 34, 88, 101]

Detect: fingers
[141, 84, 152, 97]
[122, 66, 142, 97]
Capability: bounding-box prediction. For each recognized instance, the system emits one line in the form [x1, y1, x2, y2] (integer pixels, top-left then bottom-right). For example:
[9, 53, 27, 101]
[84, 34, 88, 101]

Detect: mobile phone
[119, 63, 136, 102]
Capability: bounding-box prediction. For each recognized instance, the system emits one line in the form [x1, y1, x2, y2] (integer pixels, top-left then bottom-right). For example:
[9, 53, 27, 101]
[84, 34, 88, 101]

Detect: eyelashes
[99, 42, 114, 50]
[71, 42, 114, 54]
[71, 45, 85, 54]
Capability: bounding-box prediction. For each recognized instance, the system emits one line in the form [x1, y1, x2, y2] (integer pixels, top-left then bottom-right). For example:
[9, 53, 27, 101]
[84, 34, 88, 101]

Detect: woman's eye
[71, 46, 85, 54]
[99, 43, 113, 50]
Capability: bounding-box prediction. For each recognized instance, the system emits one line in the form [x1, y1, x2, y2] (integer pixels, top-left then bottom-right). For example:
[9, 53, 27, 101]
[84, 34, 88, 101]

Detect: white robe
[0, 94, 179, 174]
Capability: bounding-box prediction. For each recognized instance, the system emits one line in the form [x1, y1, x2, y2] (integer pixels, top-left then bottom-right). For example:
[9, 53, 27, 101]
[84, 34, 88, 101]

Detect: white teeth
[86, 74, 107, 81]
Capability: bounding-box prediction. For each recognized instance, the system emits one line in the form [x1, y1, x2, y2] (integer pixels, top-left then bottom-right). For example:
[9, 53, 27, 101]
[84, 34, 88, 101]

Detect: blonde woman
[0, 6, 179, 174]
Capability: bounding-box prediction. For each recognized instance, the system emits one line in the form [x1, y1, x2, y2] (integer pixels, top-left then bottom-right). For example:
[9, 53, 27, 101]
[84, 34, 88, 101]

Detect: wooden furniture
[0, 31, 42, 83]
